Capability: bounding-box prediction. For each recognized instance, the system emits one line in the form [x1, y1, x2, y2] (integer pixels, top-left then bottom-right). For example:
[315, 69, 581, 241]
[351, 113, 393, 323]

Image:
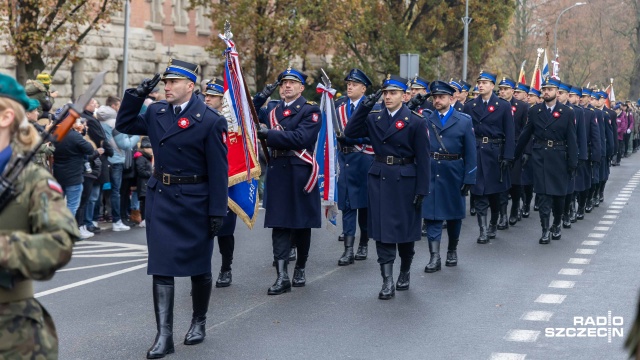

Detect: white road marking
[599, 221, 614, 225]
[559, 268, 583, 275]
[588, 233, 605, 238]
[612, 202, 626, 205]
[35, 263, 147, 298]
[603, 215, 618, 219]
[521, 311, 553, 321]
[489, 353, 527, 360]
[59, 259, 147, 272]
[535, 294, 566, 304]
[549, 280, 575, 288]
[592, 226, 610, 231]
[614, 198, 629, 201]
[568, 258, 591, 265]
[609, 205, 624, 209]
[606, 210, 621, 214]
[581, 240, 601, 246]
[504, 330, 540, 342]
[576, 249, 596, 255]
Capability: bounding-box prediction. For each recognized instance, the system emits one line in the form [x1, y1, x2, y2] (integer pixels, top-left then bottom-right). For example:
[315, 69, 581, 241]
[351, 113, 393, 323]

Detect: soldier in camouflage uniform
[0, 73, 79, 359]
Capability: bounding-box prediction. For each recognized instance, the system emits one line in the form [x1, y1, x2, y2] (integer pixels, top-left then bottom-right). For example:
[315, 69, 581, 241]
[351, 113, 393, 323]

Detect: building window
[145, 0, 164, 31]
[195, 6, 211, 36]
[172, 0, 189, 33]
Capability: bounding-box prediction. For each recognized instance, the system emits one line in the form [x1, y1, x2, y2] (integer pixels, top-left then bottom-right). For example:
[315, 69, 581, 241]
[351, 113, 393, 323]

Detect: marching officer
[0, 74, 78, 359]
[528, 87, 542, 106]
[462, 71, 515, 244]
[557, 82, 586, 228]
[421, 81, 476, 272]
[580, 87, 604, 213]
[460, 80, 473, 104]
[599, 91, 617, 200]
[513, 83, 529, 103]
[498, 77, 528, 227]
[203, 79, 238, 288]
[256, 68, 322, 295]
[409, 76, 435, 114]
[514, 83, 535, 217]
[449, 79, 466, 112]
[335, 68, 375, 265]
[568, 85, 600, 221]
[345, 75, 430, 300]
[515, 77, 578, 244]
[116, 59, 229, 357]
[590, 91, 611, 208]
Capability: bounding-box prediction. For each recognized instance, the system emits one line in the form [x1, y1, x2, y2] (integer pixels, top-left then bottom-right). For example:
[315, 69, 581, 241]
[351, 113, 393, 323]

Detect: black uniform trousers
[474, 193, 501, 219]
[217, 235, 234, 271]
[272, 228, 310, 268]
[538, 194, 564, 224]
[376, 241, 415, 271]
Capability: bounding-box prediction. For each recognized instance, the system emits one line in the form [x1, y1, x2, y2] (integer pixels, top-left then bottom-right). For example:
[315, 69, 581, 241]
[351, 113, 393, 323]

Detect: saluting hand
[135, 73, 161, 98]
[362, 89, 383, 108]
[407, 93, 428, 111]
[257, 81, 280, 99]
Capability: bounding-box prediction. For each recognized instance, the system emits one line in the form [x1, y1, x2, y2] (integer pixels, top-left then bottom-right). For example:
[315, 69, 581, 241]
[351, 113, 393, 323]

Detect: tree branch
[40, 0, 66, 33]
[51, 0, 90, 34]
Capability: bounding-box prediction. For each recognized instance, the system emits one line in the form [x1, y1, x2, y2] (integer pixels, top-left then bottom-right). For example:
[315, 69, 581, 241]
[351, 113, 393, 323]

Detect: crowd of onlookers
[26, 73, 161, 239]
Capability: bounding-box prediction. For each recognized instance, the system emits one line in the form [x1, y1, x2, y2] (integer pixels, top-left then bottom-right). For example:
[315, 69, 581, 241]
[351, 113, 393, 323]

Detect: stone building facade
[0, 0, 224, 105]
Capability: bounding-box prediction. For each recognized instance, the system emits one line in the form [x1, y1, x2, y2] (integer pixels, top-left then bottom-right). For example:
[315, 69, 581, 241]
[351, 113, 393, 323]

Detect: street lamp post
[461, 0, 472, 81]
[554, 2, 586, 57]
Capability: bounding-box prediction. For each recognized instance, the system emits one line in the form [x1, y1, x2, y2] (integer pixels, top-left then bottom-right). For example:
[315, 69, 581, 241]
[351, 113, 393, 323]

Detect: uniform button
[178, 147, 182, 151]
[346, 164, 349, 167]
[175, 194, 179, 197]
[160, 142, 164, 146]
[438, 161, 441, 164]
[383, 141, 386, 144]
[439, 148, 442, 151]
[382, 177, 386, 180]
[158, 189, 162, 193]
[437, 174, 440, 177]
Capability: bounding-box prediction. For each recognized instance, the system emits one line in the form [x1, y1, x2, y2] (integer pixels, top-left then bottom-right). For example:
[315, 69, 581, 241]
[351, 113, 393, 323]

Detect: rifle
[0, 71, 106, 289]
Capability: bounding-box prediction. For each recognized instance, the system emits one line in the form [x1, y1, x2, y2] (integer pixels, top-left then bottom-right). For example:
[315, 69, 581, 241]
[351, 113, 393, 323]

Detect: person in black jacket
[134, 137, 153, 228]
[53, 118, 100, 218]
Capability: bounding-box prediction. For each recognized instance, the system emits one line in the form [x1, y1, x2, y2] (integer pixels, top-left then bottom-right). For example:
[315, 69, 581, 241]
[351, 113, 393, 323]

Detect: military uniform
[116, 59, 229, 357]
[462, 71, 515, 244]
[515, 78, 578, 244]
[410, 76, 435, 114]
[421, 81, 476, 273]
[345, 75, 430, 299]
[449, 79, 465, 112]
[601, 94, 617, 201]
[336, 69, 375, 266]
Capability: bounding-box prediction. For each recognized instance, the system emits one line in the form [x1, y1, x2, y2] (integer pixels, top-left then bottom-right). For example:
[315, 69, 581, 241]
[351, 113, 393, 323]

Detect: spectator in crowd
[615, 103, 628, 165]
[25, 102, 55, 171]
[140, 87, 160, 115]
[134, 137, 153, 228]
[98, 98, 139, 231]
[76, 127, 104, 239]
[53, 118, 98, 220]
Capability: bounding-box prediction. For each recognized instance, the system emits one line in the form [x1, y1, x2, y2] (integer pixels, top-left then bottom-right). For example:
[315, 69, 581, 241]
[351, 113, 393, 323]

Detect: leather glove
[336, 134, 347, 144]
[413, 194, 424, 210]
[362, 89, 383, 108]
[460, 184, 472, 196]
[521, 154, 530, 167]
[500, 159, 513, 170]
[256, 81, 280, 99]
[209, 216, 224, 239]
[407, 93, 428, 111]
[627, 128, 632, 134]
[135, 73, 161, 98]
[257, 127, 269, 140]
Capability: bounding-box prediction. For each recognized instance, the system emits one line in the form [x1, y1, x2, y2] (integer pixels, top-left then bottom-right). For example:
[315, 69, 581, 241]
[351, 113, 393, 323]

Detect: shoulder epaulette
[412, 110, 424, 117]
[588, 107, 595, 111]
[568, 106, 573, 110]
[306, 101, 318, 106]
[370, 109, 382, 113]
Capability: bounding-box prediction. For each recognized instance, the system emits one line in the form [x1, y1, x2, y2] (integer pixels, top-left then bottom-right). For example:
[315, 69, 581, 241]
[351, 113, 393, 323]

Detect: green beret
[0, 73, 40, 111]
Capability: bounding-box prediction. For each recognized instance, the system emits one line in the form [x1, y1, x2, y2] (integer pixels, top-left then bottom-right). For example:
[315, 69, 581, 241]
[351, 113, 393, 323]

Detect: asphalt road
[36, 156, 640, 360]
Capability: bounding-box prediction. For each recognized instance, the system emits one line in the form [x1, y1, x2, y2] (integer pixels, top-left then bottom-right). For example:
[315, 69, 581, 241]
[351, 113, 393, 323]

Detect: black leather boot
[585, 197, 593, 213]
[288, 247, 297, 261]
[184, 276, 212, 345]
[539, 217, 550, 245]
[487, 217, 497, 239]
[522, 202, 530, 218]
[147, 284, 175, 359]
[477, 215, 489, 244]
[569, 201, 577, 223]
[551, 221, 562, 240]
[338, 235, 355, 266]
[446, 238, 459, 267]
[215, 270, 232, 288]
[424, 241, 441, 273]
[497, 204, 509, 230]
[509, 204, 519, 226]
[577, 206, 585, 220]
[354, 232, 368, 260]
[562, 213, 571, 229]
[268, 260, 291, 295]
[421, 220, 427, 236]
[396, 258, 412, 291]
[292, 267, 306, 287]
[338, 234, 344, 242]
[378, 264, 395, 300]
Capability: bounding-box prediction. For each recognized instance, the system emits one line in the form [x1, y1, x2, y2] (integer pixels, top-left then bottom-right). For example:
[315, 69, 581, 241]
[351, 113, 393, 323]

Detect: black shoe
[477, 215, 489, 244]
[184, 276, 212, 345]
[338, 234, 344, 242]
[517, 208, 523, 221]
[562, 215, 571, 229]
[594, 197, 600, 207]
[497, 205, 509, 230]
[576, 207, 585, 220]
[445, 250, 457, 267]
[396, 271, 410, 291]
[539, 218, 550, 245]
[292, 267, 306, 287]
[522, 205, 530, 218]
[378, 264, 395, 300]
[551, 224, 562, 240]
[86, 224, 101, 233]
[268, 260, 291, 295]
[487, 224, 497, 239]
[147, 284, 175, 359]
[288, 247, 297, 261]
[534, 205, 540, 211]
[215, 270, 232, 288]
[508, 215, 518, 226]
[424, 241, 441, 273]
[585, 199, 593, 213]
[354, 245, 368, 260]
[470, 207, 476, 216]
[442, 220, 448, 229]
[599, 194, 604, 202]
[570, 207, 577, 223]
[338, 236, 355, 266]
[421, 221, 427, 237]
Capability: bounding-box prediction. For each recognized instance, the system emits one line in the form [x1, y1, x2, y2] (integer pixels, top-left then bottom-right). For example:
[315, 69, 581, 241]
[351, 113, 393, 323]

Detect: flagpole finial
[224, 20, 233, 40]
[610, 78, 614, 84]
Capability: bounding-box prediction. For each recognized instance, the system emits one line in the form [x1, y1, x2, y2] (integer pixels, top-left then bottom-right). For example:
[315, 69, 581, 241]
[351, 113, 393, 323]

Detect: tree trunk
[15, 55, 45, 85]
[629, 1, 640, 100]
[254, 52, 269, 93]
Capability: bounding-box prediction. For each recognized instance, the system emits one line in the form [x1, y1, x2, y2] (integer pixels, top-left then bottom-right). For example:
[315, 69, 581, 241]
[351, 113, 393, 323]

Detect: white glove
[627, 128, 632, 134]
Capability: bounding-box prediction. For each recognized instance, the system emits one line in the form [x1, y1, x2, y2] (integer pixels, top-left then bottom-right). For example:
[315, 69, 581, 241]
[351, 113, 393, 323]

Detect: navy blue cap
[449, 79, 463, 91]
[205, 78, 224, 96]
[514, 82, 529, 93]
[591, 90, 601, 99]
[598, 91, 608, 99]
[477, 70, 497, 84]
[558, 82, 571, 92]
[460, 80, 472, 92]
[382, 74, 409, 92]
[569, 86, 582, 97]
[410, 76, 429, 89]
[472, 85, 478, 93]
[498, 77, 516, 89]
[163, 58, 199, 83]
[279, 67, 308, 85]
[344, 68, 372, 87]
[581, 87, 592, 97]
[429, 81, 456, 96]
[541, 77, 561, 89]
[528, 87, 541, 97]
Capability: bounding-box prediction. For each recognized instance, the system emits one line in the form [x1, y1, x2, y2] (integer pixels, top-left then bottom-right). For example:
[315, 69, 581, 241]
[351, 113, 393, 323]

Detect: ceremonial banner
[531, 48, 544, 91]
[518, 60, 527, 84]
[218, 33, 261, 229]
[315, 83, 339, 226]
[606, 80, 615, 108]
[542, 49, 550, 80]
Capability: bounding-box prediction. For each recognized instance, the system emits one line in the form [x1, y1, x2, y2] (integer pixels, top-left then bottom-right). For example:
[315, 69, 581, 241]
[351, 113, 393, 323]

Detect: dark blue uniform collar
[0, 145, 13, 175]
